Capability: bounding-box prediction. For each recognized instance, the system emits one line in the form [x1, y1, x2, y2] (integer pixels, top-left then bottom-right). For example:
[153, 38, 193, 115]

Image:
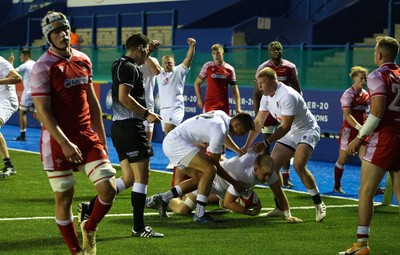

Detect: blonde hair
[254, 154, 274, 176]
[257, 67, 278, 81]
[376, 36, 399, 60]
[211, 43, 224, 52]
[162, 55, 175, 62]
[349, 66, 368, 79]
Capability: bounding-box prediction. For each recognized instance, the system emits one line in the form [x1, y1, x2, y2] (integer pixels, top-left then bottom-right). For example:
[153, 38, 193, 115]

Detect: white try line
[0, 204, 368, 222]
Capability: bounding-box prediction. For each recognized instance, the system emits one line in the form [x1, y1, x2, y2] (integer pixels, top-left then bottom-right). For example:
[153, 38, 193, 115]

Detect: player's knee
[97, 178, 117, 203]
[203, 164, 216, 178]
[292, 162, 306, 174]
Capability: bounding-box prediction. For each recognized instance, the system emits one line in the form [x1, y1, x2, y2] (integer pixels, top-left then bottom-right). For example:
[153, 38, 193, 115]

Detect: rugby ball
[239, 191, 260, 209]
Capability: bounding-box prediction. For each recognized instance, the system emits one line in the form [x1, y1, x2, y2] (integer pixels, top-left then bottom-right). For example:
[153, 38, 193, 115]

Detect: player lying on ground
[147, 142, 302, 222]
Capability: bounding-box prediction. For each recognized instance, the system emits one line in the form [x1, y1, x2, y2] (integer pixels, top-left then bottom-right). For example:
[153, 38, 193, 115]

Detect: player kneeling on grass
[148, 142, 302, 222]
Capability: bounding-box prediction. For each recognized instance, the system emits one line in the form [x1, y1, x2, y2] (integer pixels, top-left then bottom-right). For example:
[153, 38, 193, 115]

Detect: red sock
[56, 219, 81, 254]
[356, 225, 370, 241]
[334, 162, 344, 189]
[85, 196, 113, 232]
[282, 172, 289, 180]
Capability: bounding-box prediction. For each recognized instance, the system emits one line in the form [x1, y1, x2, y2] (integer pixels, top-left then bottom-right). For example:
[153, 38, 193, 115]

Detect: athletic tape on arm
[357, 114, 381, 139]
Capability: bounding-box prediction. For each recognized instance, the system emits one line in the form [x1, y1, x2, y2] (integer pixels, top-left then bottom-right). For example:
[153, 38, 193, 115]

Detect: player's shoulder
[0, 56, 12, 69]
[281, 58, 296, 67]
[222, 62, 235, 71]
[342, 86, 355, 96]
[32, 52, 55, 72]
[203, 61, 215, 68]
[277, 83, 298, 99]
[72, 49, 91, 63]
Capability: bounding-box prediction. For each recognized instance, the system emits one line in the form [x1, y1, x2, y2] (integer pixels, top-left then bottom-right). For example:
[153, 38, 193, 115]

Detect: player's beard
[52, 39, 70, 52]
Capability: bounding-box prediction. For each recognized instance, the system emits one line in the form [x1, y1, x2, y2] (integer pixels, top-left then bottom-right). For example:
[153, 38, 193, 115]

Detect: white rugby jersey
[259, 82, 318, 132]
[217, 147, 277, 197]
[15, 59, 35, 94]
[169, 110, 230, 154]
[138, 57, 159, 111]
[0, 56, 17, 99]
[156, 64, 189, 109]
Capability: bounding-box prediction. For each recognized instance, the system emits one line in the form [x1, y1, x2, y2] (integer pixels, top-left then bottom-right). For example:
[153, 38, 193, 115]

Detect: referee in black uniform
[110, 32, 164, 238]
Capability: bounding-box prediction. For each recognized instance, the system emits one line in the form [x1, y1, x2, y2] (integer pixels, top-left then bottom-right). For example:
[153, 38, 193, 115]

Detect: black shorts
[111, 119, 154, 163]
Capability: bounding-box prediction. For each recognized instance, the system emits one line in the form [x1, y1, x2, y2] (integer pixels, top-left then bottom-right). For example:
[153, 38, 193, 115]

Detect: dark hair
[233, 112, 255, 131]
[125, 32, 149, 51]
[20, 48, 31, 58]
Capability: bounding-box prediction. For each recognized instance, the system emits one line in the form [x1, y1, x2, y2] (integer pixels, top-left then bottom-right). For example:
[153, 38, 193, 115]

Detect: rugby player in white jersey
[152, 110, 254, 223]
[243, 67, 327, 222]
[156, 38, 196, 177]
[150, 142, 302, 223]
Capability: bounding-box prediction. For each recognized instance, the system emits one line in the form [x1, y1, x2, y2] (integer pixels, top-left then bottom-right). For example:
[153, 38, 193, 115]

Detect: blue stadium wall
[8, 83, 357, 164]
[2, 0, 392, 47]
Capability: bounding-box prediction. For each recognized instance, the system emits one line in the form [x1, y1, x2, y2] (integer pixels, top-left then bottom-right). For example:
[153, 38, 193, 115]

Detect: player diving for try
[147, 142, 302, 222]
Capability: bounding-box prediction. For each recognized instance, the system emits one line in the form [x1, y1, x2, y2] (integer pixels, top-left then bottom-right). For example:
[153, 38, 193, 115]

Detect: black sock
[274, 197, 282, 210]
[311, 194, 322, 205]
[132, 191, 146, 232]
[171, 187, 180, 198]
[3, 158, 13, 168]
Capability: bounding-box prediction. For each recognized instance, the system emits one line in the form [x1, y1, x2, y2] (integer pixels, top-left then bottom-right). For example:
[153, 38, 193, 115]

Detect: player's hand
[241, 145, 249, 153]
[149, 40, 160, 52]
[9, 52, 14, 63]
[187, 38, 196, 46]
[247, 203, 262, 216]
[61, 140, 83, 164]
[234, 181, 248, 193]
[146, 112, 162, 123]
[252, 142, 265, 153]
[197, 99, 204, 110]
[285, 215, 303, 223]
[346, 137, 362, 156]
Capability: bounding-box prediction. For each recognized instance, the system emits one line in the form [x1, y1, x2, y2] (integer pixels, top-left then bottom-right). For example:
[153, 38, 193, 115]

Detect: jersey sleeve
[198, 62, 208, 80]
[30, 62, 51, 97]
[367, 70, 387, 98]
[259, 96, 269, 112]
[0, 59, 14, 78]
[340, 89, 353, 109]
[207, 123, 227, 154]
[15, 63, 25, 73]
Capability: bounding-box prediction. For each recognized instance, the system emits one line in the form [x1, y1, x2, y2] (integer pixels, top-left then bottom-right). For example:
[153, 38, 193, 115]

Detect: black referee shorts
[111, 119, 154, 163]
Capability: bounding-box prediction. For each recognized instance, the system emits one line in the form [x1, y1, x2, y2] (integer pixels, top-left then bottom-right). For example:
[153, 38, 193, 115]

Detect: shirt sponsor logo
[64, 76, 89, 88]
[211, 73, 228, 79]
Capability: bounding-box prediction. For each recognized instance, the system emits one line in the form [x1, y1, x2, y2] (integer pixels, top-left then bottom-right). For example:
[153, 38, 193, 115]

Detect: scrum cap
[41, 11, 70, 44]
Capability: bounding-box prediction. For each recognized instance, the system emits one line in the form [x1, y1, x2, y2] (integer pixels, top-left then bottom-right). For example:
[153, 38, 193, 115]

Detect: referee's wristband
[143, 109, 150, 119]
[264, 139, 271, 147]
